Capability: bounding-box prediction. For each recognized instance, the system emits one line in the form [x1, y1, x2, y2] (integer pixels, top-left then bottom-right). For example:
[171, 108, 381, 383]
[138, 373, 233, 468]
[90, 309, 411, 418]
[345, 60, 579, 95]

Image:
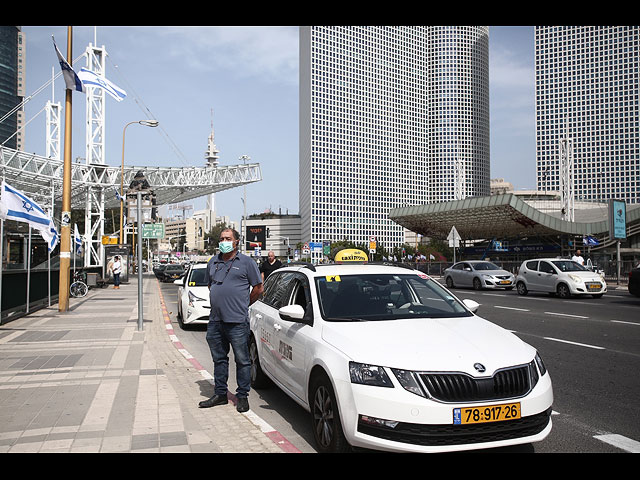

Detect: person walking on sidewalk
[260, 250, 282, 282]
[200, 228, 263, 413]
[112, 255, 122, 289]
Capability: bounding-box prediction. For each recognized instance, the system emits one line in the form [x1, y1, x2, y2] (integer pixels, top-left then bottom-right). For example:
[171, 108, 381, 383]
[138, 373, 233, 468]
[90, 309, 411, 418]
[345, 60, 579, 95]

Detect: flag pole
[58, 26, 73, 312]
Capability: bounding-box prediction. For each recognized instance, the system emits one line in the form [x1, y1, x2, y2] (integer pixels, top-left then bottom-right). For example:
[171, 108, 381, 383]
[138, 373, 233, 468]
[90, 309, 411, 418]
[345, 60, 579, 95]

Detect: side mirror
[279, 304, 305, 322]
[463, 299, 480, 313]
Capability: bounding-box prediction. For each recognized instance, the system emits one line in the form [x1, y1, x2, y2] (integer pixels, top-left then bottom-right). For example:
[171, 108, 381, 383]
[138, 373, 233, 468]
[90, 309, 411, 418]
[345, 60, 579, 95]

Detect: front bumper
[184, 302, 210, 324]
[482, 277, 515, 289]
[568, 280, 607, 295]
[336, 368, 553, 453]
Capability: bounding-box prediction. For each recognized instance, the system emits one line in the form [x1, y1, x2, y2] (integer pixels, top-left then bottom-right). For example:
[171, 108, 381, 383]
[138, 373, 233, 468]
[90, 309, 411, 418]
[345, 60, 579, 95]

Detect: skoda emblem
[474, 363, 486, 373]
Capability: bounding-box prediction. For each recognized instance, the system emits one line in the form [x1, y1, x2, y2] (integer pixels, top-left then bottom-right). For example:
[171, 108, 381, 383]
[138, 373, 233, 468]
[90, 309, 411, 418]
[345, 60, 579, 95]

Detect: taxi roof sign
[334, 249, 368, 263]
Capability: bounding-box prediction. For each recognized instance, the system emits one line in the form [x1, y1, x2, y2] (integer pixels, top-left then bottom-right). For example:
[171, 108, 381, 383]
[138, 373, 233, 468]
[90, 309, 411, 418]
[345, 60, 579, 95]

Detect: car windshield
[166, 265, 183, 272]
[472, 262, 500, 270]
[315, 273, 471, 321]
[551, 260, 588, 272]
[188, 268, 208, 286]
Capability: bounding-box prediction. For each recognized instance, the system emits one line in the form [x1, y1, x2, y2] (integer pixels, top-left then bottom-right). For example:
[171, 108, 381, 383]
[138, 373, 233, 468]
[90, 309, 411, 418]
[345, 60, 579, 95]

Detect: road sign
[447, 226, 461, 248]
[141, 223, 165, 239]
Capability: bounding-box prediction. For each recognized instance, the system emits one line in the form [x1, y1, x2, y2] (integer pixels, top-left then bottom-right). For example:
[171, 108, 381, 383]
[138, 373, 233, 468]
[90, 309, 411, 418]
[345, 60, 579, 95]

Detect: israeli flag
[77, 67, 127, 102]
[0, 182, 58, 252]
[74, 223, 83, 255]
[52, 37, 85, 93]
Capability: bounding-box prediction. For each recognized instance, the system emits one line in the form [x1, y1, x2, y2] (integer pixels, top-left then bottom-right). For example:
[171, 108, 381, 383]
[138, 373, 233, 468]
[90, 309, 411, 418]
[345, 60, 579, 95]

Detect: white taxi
[249, 250, 553, 453]
[175, 263, 210, 328]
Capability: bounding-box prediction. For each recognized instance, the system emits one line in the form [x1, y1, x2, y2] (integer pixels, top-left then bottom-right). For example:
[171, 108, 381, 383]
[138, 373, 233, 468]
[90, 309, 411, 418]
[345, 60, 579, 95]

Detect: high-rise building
[0, 26, 25, 150]
[535, 26, 640, 205]
[299, 26, 490, 251]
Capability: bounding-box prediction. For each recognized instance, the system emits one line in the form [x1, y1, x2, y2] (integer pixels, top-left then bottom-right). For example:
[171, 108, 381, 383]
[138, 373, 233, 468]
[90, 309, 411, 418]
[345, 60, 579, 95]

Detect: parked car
[444, 260, 515, 290]
[158, 264, 185, 282]
[629, 263, 640, 297]
[174, 264, 210, 327]
[153, 263, 167, 279]
[515, 258, 606, 298]
[249, 250, 553, 453]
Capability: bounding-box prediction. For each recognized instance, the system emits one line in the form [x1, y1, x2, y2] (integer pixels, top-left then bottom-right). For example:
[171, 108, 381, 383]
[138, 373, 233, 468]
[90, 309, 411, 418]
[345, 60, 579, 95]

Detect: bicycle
[70, 270, 88, 298]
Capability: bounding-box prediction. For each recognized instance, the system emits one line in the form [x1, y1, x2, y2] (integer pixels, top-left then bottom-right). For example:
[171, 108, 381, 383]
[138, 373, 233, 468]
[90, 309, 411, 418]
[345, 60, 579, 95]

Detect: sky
[21, 25, 536, 229]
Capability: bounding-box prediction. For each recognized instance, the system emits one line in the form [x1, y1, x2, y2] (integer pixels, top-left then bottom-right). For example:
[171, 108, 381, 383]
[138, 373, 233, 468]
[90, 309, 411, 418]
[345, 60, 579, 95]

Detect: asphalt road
[158, 276, 640, 453]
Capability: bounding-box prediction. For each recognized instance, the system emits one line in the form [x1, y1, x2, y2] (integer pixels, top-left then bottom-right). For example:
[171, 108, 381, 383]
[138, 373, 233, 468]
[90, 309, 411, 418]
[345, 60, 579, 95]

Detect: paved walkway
[0, 274, 288, 453]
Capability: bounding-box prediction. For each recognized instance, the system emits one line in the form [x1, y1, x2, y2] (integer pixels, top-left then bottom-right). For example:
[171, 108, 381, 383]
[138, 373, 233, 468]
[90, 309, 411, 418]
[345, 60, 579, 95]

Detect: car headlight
[535, 352, 547, 376]
[568, 274, 582, 283]
[188, 290, 207, 306]
[391, 368, 426, 398]
[349, 362, 393, 388]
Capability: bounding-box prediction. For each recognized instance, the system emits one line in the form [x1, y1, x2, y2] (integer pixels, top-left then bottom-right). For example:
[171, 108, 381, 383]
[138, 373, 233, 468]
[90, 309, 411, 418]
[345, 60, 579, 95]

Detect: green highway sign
[141, 223, 165, 239]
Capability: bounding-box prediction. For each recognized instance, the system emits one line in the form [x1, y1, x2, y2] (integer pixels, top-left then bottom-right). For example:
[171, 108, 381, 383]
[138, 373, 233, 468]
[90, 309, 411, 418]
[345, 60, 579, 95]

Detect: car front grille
[418, 363, 535, 403]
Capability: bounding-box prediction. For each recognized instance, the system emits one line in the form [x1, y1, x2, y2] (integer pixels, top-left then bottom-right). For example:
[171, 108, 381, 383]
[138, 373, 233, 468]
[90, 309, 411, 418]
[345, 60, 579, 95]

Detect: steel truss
[0, 145, 261, 264]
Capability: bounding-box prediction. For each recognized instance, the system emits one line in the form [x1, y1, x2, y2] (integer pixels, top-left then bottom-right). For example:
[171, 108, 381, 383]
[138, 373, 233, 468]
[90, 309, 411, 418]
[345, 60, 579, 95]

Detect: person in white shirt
[571, 250, 585, 266]
[112, 255, 122, 289]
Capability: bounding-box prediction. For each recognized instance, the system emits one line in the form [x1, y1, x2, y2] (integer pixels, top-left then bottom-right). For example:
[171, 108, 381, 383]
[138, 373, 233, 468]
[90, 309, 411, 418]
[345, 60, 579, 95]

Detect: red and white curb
[157, 281, 301, 453]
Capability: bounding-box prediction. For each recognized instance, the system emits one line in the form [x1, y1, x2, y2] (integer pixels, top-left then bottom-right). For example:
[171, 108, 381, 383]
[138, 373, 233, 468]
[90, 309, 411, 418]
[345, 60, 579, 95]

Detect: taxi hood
[321, 316, 535, 376]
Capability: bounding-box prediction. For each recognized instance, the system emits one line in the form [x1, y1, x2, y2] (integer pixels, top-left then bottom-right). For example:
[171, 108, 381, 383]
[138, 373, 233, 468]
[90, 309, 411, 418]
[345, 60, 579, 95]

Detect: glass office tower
[535, 26, 640, 204]
[299, 26, 490, 250]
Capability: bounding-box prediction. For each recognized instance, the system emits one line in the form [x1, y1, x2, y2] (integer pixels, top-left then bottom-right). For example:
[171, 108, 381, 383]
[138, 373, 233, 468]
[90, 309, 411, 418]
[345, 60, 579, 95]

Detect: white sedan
[249, 250, 553, 453]
[175, 263, 210, 328]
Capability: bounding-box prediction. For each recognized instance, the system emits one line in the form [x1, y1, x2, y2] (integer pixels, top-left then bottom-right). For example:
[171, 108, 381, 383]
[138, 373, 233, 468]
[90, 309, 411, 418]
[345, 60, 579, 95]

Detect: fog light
[359, 415, 399, 429]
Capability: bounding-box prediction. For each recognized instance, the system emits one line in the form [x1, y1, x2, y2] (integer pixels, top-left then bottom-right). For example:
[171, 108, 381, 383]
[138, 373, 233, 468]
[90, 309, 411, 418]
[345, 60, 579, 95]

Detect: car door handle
[273, 323, 282, 331]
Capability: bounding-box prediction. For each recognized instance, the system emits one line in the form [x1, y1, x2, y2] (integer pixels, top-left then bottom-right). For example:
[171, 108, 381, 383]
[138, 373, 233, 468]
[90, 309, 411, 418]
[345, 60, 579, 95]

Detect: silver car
[444, 261, 515, 290]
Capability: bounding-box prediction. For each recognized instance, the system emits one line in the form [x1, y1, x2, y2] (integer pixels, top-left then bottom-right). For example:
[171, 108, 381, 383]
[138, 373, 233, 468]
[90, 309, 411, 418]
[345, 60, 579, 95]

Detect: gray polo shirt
[205, 252, 262, 323]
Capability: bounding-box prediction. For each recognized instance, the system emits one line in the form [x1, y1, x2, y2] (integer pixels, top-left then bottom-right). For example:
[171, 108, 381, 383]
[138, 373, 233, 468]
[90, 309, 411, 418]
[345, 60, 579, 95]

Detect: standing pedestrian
[112, 255, 122, 289]
[260, 250, 282, 282]
[571, 249, 585, 266]
[200, 228, 263, 413]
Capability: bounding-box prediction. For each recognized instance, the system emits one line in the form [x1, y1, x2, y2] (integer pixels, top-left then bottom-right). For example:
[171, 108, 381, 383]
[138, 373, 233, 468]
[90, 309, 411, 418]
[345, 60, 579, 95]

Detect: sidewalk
[0, 274, 287, 453]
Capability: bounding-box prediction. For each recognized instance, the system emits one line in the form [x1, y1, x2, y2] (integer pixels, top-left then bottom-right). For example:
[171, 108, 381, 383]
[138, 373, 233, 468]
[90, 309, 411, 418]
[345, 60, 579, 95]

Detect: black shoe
[236, 397, 249, 413]
[198, 394, 228, 408]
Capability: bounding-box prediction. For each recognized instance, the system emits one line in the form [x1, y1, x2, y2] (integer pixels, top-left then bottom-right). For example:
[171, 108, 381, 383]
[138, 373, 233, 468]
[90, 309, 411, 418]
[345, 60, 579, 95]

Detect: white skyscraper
[299, 26, 490, 250]
[535, 26, 640, 205]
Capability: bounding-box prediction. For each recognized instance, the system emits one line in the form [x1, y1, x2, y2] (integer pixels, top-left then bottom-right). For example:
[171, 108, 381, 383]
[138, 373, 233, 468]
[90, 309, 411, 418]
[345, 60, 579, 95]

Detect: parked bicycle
[70, 270, 88, 298]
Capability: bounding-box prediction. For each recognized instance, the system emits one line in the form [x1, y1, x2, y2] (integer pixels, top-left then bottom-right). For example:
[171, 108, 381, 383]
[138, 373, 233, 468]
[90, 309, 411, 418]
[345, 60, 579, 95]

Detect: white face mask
[219, 241, 234, 253]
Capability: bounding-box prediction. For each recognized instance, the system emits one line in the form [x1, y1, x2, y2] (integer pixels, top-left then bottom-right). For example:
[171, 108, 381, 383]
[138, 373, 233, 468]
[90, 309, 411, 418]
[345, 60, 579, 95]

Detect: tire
[557, 283, 571, 299]
[70, 282, 88, 298]
[445, 276, 454, 288]
[473, 277, 482, 290]
[249, 335, 270, 389]
[310, 372, 350, 453]
[516, 282, 528, 296]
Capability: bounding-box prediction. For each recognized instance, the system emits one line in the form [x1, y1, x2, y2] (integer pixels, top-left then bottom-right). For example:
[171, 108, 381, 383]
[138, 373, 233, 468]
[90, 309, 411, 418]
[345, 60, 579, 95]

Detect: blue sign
[609, 199, 627, 240]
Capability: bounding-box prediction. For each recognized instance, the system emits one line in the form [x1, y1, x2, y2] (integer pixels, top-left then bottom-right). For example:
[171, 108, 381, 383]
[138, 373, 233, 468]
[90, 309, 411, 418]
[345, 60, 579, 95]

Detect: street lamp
[120, 120, 159, 244]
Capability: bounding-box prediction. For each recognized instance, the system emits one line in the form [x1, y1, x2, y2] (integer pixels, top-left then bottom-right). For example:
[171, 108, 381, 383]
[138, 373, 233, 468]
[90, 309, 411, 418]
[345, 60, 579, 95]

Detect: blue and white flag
[77, 67, 126, 102]
[74, 223, 83, 256]
[0, 182, 59, 252]
[52, 36, 85, 93]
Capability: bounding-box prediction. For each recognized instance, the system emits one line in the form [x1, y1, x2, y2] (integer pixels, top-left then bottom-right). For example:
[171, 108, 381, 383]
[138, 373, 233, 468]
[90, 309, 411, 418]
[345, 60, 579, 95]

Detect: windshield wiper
[325, 316, 369, 322]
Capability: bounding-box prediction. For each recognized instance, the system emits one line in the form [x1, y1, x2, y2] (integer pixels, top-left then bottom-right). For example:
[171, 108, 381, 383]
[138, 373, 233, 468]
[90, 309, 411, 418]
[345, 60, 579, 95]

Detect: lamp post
[240, 155, 250, 253]
[120, 120, 158, 244]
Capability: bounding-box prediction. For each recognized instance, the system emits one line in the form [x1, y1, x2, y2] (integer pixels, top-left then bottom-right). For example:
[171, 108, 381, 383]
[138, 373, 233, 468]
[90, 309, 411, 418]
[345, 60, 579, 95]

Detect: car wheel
[473, 278, 482, 290]
[249, 335, 270, 389]
[445, 276, 454, 288]
[516, 282, 528, 295]
[557, 283, 571, 298]
[310, 372, 350, 453]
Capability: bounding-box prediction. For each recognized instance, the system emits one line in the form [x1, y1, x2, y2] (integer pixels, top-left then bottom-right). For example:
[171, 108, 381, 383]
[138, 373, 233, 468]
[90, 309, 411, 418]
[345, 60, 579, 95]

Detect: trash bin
[86, 273, 98, 287]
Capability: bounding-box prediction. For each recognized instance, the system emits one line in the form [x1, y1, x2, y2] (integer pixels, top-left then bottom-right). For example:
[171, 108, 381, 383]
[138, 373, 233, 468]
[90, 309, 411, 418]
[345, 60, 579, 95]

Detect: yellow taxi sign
[334, 249, 368, 263]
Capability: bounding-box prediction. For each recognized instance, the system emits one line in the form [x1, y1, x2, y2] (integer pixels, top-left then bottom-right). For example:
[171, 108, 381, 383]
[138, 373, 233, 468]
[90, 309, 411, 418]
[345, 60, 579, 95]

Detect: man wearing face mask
[200, 228, 263, 413]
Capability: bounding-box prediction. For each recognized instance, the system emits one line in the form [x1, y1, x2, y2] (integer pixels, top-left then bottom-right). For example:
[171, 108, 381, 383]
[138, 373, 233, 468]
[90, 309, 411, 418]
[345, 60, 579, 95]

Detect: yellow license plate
[499, 281, 511, 284]
[453, 402, 520, 425]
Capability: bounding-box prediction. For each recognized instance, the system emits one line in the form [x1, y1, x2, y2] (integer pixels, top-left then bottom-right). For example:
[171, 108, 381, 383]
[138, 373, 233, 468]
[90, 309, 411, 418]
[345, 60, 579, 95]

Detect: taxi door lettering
[278, 340, 293, 361]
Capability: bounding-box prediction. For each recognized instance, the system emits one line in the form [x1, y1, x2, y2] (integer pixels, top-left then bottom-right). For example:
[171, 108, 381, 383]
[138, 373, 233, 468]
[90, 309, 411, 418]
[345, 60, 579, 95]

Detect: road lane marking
[495, 306, 530, 312]
[594, 434, 640, 453]
[543, 337, 605, 350]
[611, 320, 640, 326]
[544, 311, 589, 319]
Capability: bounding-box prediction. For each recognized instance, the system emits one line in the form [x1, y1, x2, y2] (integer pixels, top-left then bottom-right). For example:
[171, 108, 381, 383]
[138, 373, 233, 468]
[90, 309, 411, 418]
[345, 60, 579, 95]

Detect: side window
[539, 261, 555, 274]
[261, 272, 295, 309]
[452, 264, 463, 270]
[526, 261, 539, 271]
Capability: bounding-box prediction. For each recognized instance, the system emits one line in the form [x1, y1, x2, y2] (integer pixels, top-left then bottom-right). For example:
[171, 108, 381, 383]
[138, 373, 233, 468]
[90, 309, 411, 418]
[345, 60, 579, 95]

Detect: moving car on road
[629, 263, 640, 297]
[444, 260, 515, 290]
[174, 263, 210, 328]
[158, 264, 185, 283]
[515, 258, 607, 298]
[249, 250, 553, 453]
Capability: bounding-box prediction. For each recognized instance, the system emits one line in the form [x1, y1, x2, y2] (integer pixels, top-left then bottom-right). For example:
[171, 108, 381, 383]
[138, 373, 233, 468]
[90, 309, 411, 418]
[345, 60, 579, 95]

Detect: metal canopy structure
[389, 193, 640, 245]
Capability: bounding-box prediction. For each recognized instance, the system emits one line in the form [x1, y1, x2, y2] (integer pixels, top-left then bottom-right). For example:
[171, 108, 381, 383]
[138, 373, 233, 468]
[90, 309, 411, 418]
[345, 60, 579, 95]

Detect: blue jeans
[114, 273, 120, 286]
[206, 320, 251, 398]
